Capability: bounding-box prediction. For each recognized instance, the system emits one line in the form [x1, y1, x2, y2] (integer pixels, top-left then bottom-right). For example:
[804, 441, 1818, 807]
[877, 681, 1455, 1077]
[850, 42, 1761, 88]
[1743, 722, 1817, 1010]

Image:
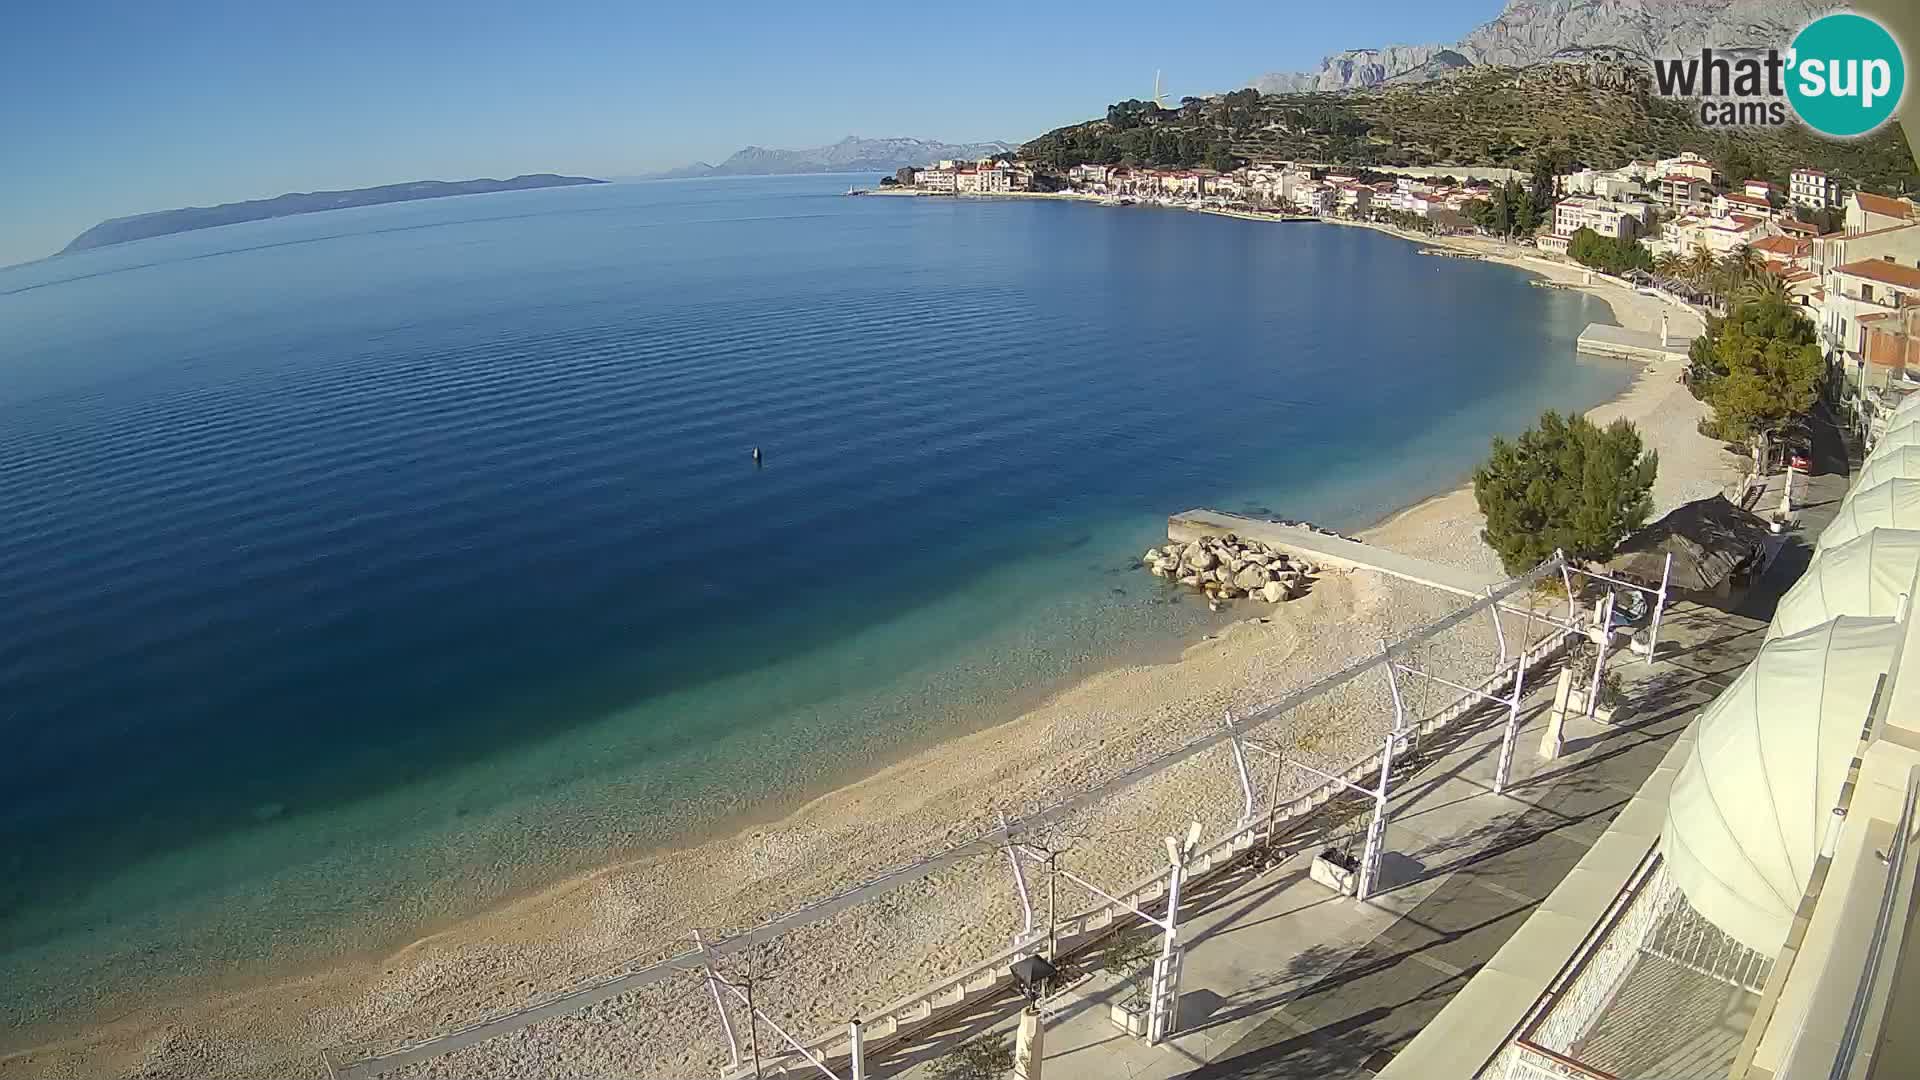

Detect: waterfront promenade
[878, 596, 1762, 1079]
[880, 415, 1851, 1080]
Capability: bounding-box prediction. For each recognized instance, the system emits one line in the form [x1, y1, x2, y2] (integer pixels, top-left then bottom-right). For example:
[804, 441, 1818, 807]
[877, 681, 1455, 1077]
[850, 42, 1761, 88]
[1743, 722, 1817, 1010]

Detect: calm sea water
[0, 175, 1628, 1029]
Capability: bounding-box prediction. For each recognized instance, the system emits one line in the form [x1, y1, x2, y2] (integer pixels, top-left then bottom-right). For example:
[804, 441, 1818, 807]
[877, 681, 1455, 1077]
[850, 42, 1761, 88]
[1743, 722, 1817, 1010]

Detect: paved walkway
[884, 598, 1768, 1080]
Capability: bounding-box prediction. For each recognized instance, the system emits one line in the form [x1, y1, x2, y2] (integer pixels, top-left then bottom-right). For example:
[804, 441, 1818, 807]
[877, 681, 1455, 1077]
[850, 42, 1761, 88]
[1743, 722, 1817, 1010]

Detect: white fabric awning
[1869, 420, 1920, 463]
[1768, 529, 1920, 639]
[1889, 391, 1920, 427]
[1819, 479, 1920, 553]
[1849, 446, 1920, 496]
[1662, 616, 1902, 956]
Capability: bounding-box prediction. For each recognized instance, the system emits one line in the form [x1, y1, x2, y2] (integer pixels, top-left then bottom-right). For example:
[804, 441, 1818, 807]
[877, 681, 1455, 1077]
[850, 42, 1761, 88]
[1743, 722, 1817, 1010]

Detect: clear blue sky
[0, 0, 1499, 266]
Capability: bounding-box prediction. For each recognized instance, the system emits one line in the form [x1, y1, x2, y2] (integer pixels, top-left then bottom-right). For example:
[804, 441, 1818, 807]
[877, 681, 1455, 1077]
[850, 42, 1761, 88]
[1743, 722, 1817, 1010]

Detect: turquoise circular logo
[1787, 13, 1906, 138]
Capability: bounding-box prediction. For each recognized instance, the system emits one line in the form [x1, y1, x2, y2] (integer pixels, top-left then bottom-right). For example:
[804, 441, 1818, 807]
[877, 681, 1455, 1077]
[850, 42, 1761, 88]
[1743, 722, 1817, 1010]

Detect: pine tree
[1473, 411, 1659, 575]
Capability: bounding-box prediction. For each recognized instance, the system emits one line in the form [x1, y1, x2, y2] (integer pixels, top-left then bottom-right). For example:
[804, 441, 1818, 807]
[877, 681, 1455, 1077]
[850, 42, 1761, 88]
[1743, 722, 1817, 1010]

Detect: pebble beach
[0, 230, 1745, 1080]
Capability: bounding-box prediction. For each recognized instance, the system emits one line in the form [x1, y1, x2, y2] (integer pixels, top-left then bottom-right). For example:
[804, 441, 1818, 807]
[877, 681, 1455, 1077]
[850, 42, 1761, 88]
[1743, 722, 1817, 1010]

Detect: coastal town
[883, 149, 1920, 449]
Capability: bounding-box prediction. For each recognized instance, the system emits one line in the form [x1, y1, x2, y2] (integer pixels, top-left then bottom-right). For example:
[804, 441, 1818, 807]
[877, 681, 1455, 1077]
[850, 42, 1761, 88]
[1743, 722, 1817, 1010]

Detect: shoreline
[1, 208, 1736, 1080]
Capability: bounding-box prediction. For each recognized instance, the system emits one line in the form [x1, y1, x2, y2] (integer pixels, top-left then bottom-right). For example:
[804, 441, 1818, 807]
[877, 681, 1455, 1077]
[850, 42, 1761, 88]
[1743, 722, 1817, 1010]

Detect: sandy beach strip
[0, 225, 1744, 1080]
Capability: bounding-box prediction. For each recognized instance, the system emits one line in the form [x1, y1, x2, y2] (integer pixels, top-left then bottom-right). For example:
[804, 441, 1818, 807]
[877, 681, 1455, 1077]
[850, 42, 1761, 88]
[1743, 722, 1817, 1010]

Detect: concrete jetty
[1576, 322, 1695, 362]
[1168, 508, 1499, 597]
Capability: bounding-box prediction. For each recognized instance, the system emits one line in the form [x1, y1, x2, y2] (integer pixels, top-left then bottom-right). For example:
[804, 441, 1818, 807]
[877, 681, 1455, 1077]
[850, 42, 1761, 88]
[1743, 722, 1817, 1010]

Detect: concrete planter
[1108, 999, 1149, 1036]
[1565, 688, 1617, 724]
[1310, 849, 1359, 896]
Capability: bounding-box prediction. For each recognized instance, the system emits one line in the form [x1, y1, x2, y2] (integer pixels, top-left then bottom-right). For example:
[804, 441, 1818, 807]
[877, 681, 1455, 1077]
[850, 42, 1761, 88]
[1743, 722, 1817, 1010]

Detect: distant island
[643, 136, 1015, 180]
[60, 174, 607, 254]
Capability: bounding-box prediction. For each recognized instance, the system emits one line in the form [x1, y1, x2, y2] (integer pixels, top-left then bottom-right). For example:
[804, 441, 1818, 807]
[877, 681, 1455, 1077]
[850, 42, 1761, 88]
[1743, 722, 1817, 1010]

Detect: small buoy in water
[752, 447, 763, 465]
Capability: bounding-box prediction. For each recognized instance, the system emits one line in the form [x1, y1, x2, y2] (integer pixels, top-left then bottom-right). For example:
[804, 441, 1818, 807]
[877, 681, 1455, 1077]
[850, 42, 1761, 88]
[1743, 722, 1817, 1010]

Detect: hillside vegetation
[1023, 65, 1918, 194]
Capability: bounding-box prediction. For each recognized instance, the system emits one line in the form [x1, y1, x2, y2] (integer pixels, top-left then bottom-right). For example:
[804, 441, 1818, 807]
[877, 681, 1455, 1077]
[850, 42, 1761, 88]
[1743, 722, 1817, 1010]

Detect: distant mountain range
[61, 174, 606, 254]
[643, 136, 1016, 179]
[1250, 0, 1844, 92]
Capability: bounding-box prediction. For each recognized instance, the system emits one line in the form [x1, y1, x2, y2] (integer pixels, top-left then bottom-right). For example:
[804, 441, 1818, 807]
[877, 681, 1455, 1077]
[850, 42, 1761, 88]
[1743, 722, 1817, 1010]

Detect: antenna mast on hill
[1153, 70, 1170, 108]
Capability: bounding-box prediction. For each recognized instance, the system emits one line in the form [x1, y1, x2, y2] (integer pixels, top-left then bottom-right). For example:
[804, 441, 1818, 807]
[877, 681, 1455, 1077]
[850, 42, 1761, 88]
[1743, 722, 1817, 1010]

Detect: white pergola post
[1146, 824, 1199, 1044]
[1224, 713, 1257, 827]
[1356, 730, 1395, 902]
[694, 930, 741, 1076]
[1586, 593, 1615, 721]
[1487, 585, 1509, 665]
[999, 813, 1037, 948]
[1646, 551, 1673, 665]
[719, 982, 842, 1080]
[849, 1019, 866, 1080]
[1558, 550, 1577, 629]
[1494, 655, 1528, 795]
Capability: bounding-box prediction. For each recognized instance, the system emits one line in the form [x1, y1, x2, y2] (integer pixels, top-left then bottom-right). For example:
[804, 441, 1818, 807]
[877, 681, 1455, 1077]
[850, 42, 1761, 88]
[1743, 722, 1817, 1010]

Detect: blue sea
[0, 175, 1628, 1033]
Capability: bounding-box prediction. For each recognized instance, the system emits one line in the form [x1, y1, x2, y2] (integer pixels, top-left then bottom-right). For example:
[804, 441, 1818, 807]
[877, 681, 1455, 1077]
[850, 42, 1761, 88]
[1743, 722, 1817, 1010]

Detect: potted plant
[1101, 929, 1161, 1036]
[1309, 803, 1365, 896]
[1310, 838, 1361, 896]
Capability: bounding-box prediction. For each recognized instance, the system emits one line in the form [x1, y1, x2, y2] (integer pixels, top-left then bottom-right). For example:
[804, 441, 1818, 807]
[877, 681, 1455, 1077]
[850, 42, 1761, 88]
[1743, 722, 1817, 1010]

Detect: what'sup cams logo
[1652, 12, 1906, 138]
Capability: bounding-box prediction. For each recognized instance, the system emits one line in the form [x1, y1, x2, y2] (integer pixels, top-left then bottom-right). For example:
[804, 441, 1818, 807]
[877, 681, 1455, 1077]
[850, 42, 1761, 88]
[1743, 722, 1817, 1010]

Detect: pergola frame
[328, 552, 1641, 1080]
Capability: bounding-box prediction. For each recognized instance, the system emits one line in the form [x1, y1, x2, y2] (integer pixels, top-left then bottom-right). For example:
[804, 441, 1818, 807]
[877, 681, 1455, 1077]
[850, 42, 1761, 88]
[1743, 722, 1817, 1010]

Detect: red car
[1789, 451, 1812, 472]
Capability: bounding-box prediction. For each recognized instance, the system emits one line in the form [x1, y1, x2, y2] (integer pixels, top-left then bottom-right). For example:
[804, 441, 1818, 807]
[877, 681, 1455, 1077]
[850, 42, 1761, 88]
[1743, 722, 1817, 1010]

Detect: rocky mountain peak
[1251, 0, 1848, 93]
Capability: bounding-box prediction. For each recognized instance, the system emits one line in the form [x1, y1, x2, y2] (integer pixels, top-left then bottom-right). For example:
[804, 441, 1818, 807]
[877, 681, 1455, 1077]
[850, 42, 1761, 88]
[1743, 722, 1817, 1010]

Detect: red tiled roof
[1752, 235, 1806, 256]
[1856, 192, 1920, 220]
[1728, 214, 1765, 228]
[1779, 219, 1820, 236]
[1723, 193, 1771, 207]
[1834, 259, 1920, 290]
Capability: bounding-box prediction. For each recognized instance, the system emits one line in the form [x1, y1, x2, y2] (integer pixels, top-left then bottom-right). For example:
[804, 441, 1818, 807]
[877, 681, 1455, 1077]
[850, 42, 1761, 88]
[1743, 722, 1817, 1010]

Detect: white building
[1661, 212, 1772, 257]
[1542, 196, 1645, 254]
[1714, 191, 1776, 220]
[1655, 152, 1715, 183]
[1792, 167, 1839, 210]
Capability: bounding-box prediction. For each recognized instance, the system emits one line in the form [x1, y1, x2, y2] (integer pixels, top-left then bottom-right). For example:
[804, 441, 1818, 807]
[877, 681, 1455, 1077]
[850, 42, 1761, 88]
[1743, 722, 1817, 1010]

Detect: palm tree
[1737, 269, 1792, 306]
[1686, 243, 1719, 285]
[1721, 243, 1765, 283]
[1654, 251, 1685, 279]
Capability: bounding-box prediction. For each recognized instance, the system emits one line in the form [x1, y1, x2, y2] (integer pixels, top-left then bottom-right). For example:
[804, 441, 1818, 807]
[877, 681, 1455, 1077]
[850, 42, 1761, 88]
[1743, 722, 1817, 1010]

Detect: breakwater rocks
[1142, 533, 1319, 605]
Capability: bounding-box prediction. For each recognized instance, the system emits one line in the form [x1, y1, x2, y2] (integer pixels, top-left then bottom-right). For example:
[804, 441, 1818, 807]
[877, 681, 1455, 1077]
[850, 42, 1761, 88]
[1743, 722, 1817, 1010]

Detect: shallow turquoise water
[0, 175, 1629, 1025]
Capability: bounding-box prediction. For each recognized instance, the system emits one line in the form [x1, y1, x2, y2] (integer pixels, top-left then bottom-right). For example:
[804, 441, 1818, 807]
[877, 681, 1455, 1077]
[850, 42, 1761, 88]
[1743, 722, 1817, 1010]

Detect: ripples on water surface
[0, 175, 1628, 1026]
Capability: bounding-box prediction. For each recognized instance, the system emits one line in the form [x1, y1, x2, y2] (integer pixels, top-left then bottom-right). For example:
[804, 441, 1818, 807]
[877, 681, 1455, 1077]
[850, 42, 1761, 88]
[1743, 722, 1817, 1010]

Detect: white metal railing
[1523, 857, 1679, 1059]
[328, 557, 1577, 1078]
[1641, 889, 1773, 994]
[721, 627, 1576, 1078]
[1801, 765, 1920, 1080]
[1507, 1042, 1623, 1080]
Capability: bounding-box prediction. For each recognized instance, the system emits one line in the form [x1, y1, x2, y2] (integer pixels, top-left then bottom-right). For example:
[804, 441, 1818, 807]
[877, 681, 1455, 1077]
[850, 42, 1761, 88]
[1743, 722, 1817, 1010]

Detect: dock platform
[1168, 508, 1499, 597]
[1576, 323, 1695, 362]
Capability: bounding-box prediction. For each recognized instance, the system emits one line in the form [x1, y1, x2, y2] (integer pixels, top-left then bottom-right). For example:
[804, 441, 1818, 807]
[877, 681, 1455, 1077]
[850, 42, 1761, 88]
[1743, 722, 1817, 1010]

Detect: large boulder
[1234, 566, 1271, 590]
[1261, 581, 1288, 603]
[1178, 574, 1201, 587]
[1183, 544, 1217, 572]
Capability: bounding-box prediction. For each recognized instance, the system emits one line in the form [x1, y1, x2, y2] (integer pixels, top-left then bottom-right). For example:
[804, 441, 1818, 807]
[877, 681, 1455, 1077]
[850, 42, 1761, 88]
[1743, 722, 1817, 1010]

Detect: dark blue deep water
[0, 175, 1628, 1027]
